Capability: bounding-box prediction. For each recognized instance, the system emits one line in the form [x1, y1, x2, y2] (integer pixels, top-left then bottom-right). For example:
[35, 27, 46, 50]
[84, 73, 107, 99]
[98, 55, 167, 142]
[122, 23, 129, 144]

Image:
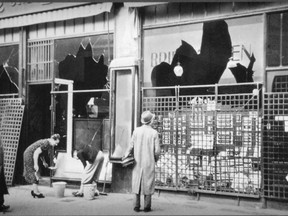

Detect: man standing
[123, 110, 161, 212]
[72, 144, 104, 197]
[0, 136, 10, 212]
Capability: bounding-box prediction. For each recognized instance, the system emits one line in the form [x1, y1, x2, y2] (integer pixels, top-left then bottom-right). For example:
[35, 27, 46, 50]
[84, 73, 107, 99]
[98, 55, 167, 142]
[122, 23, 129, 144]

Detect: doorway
[27, 84, 51, 177]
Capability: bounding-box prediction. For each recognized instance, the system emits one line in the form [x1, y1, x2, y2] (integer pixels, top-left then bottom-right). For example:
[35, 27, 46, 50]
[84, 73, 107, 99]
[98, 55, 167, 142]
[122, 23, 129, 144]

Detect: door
[52, 78, 73, 155]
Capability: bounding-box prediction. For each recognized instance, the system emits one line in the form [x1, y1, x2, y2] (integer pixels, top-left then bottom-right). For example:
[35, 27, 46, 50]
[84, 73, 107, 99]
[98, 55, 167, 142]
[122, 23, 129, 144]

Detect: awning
[124, 2, 168, 8]
[0, 2, 112, 30]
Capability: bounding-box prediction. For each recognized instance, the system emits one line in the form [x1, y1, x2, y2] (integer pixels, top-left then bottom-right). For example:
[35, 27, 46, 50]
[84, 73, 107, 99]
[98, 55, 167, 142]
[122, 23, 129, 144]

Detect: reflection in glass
[267, 13, 281, 67]
[112, 70, 132, 158]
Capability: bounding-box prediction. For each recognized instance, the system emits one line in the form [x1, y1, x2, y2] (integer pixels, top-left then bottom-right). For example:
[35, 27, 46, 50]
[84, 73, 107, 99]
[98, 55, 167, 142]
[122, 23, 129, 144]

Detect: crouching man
[72, 143, 104, 197]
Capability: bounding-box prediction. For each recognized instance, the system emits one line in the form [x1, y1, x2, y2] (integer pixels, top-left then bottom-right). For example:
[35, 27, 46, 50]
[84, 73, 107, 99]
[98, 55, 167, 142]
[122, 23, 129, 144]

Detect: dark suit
[0, 138, 8, 206]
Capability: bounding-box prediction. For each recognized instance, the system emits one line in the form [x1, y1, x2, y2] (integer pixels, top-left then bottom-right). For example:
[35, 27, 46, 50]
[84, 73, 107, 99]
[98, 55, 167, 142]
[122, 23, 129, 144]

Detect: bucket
[52, 181, 67, 198]
[83, 183, 96, 200]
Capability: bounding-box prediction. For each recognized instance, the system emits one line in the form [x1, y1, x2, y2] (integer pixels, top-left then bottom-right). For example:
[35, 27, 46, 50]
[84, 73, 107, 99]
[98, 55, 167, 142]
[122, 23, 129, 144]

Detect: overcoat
[0, 137, 8, 195]
[126, 124, 160, 195]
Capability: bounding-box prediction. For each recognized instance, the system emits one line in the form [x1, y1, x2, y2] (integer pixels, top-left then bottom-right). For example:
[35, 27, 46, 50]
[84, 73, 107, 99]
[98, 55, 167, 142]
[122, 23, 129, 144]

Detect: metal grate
[0, 98, 22, 128]
[263, 93, 288, 200]
[272, 75, 288, 92]
[27, 40, 54, 82]
[142, 84, 262, 197]
[0, 98, 24, 186]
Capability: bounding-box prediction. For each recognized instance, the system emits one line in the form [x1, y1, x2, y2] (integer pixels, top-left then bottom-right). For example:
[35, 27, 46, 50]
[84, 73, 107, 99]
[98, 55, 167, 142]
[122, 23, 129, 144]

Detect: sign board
[143, 15, 264, 87]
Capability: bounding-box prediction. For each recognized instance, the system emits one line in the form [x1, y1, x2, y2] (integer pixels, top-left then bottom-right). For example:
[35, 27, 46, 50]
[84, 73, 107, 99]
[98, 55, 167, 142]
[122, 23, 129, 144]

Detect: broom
[99, 159, 109, 196]
[87, 120, 108, 195]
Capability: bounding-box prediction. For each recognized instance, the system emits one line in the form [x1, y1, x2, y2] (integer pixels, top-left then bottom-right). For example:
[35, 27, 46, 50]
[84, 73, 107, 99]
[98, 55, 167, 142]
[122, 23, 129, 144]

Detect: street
[2, 184, 287, 215]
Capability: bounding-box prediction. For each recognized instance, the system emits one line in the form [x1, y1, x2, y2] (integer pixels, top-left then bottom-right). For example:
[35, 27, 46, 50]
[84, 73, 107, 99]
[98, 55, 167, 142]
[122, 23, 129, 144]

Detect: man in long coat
[0, 136, 10, 212]
[123, 110, 161, 212]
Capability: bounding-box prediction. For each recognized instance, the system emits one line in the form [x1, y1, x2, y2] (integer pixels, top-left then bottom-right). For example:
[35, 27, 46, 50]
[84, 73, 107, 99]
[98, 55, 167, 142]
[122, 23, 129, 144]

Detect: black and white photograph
[0, 1, 288, 215]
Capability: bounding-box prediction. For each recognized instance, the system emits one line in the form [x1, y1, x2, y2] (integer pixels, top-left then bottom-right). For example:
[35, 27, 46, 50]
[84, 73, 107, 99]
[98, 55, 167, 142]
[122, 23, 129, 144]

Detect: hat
[141, 110, 155, 125]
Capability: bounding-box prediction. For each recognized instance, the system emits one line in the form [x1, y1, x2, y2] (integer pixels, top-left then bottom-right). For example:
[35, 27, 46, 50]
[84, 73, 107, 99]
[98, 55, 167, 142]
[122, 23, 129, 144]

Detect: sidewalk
[2, 185, 288, 215]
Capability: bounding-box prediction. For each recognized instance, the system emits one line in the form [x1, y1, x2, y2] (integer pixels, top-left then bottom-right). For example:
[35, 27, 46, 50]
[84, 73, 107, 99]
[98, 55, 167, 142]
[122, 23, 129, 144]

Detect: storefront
[1, 2, 288, 207]
[0, 2, 115, 184]
[136, 1, 288, 205]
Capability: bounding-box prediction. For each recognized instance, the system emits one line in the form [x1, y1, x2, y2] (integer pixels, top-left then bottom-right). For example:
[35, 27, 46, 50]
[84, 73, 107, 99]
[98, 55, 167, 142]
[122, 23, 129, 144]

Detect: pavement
[1, 184, 288, 215]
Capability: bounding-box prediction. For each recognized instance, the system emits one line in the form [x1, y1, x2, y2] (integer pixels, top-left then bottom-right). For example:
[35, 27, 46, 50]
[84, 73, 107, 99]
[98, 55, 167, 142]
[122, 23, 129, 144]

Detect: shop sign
[143, 15, 264, 87]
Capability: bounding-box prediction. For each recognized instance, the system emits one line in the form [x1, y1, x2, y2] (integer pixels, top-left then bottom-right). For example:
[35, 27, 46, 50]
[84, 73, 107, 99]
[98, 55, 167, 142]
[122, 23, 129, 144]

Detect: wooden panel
[180, 3, 193, 21]
[74, 18, 84, 34]
[167, 3, 180, 23]
[55, 21, 65, 37]
[84, 16, 94, 33]
[144, 2, 263, 28]
[102, 118, 110, 151]
[28, 25, 37, 40]
[65, 19, 75, 35]
[233, 2, 252, 13]
[94, 14, 105, 32]
[0, 29, 5, 44]
[12, 28, 20, 42]
[248, 2, 264, 11]
[46, 22, 55, 38]
[155, 4, 168, 24]
[206, 2, 220, 17]
[219, 2, 233, 14]
[26, 13, 114, 39]
[108, 12, 114, 31]
[192, 3, 206, 19]
[143, 5, 156, 26]
[37, 23, 46, 39]
[4, 28, 13, 43]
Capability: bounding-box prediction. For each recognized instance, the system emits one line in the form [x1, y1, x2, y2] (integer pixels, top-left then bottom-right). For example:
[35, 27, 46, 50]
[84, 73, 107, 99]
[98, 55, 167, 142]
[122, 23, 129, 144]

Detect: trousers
[0, 194, 3, 205]
[81, 151, 104, 184]
[134, 183, 151, 209]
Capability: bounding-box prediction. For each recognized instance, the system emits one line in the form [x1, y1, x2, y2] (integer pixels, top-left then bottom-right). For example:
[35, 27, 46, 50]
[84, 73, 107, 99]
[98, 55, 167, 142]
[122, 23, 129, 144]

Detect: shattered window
[54, 34, 113, 117]
[53, 35, 113, 151]
[54, 35, 113, 73]
[0, 45, 19, 94]
[0, 45, 18, 68]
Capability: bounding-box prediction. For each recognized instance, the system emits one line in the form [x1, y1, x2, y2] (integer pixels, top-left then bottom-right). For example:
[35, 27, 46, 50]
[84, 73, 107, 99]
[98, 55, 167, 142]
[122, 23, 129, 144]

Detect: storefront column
[114, 5, 140, 58]
[19, 26, 27, 102]
[109, 5, 141, 193]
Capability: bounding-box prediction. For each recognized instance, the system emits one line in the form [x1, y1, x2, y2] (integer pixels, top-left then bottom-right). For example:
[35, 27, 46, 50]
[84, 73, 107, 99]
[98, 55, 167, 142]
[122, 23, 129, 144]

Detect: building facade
[0, 1, 288, 207]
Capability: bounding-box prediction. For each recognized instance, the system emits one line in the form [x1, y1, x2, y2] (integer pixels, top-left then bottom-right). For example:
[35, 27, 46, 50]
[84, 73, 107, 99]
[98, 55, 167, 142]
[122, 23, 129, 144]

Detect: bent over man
[72, 144, 104, 197]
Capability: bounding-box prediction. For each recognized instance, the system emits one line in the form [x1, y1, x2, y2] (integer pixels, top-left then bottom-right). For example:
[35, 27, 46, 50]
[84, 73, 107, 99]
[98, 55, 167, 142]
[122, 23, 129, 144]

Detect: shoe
[0, 204, 10, 212]
[133, 207, 140, 212]
[94, 189, 100, 196]
[31, 190, 45, 198]
[143, 207, 151, 212]
[72, 191, 83, 197]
